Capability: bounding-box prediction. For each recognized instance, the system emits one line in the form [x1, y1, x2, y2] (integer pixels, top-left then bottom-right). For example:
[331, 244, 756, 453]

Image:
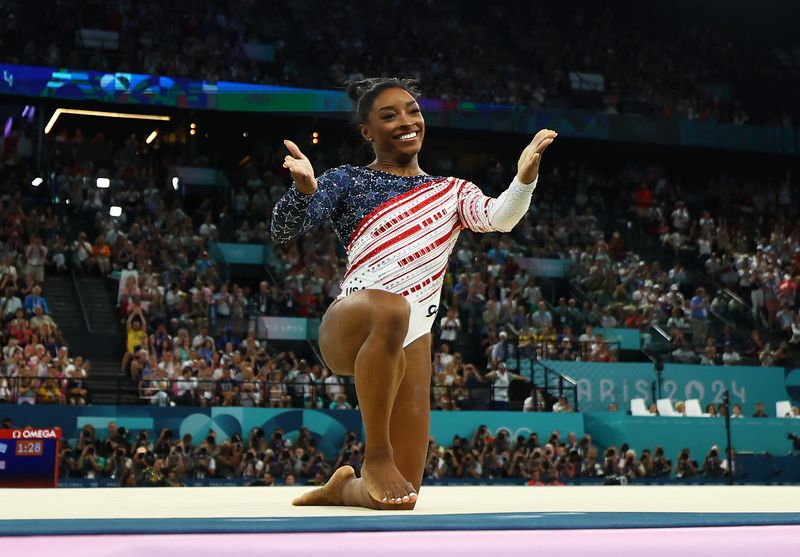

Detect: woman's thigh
[318, 289, 410, 377]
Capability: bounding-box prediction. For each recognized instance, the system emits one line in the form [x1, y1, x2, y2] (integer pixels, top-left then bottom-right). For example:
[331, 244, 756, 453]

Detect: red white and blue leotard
[271, 165, 536, 346]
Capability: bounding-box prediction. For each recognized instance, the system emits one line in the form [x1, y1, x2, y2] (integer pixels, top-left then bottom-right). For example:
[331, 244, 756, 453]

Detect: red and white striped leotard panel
[339, 176, 497, 306]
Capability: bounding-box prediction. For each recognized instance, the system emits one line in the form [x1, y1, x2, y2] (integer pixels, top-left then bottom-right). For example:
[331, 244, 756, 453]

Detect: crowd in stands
[53, 421, 338, 487]
[36, 418, 737, 485]
[424, 425, 737, 483]
[7, 114, 792, 412]
[0, 1, 798, 125]
[0, 107, 795, 412]
[0, 200, 91, 405]
[0, 0, 797, 410]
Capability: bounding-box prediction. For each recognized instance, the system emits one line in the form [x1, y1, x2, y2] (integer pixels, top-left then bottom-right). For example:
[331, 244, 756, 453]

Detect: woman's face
[360, 87, 425, 161]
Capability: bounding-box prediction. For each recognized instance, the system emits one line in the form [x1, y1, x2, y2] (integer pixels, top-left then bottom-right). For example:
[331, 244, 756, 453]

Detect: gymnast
[271, 77, 556, 509]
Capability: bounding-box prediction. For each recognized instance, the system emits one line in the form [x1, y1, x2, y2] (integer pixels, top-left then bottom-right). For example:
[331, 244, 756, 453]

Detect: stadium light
[96, 177, 111, 189]
[31, 177, 43, 187]
[109, 206, 122, 217]
[44, 108, 171, 135]
[145, 130, 158, 144]
[171, 177, 180, 191]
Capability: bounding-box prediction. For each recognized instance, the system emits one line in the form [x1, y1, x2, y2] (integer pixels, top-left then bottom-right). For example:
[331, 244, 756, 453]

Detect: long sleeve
[457, 176, 537, 233]
[270, 166, 349, 243]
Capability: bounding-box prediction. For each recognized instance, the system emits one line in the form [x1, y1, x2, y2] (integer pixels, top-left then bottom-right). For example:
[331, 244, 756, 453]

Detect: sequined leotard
[271, 164, 536, 346]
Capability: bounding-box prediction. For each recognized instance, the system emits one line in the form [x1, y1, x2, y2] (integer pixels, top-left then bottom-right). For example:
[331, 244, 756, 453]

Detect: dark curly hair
[344, 77, 422, 126]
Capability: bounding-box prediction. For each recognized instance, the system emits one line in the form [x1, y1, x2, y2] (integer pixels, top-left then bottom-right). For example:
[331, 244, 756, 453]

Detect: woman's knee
[367, 293, 410, 348]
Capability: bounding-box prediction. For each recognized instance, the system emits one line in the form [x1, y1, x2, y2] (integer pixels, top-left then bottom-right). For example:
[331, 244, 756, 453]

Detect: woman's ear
[359, 124, 372, 143]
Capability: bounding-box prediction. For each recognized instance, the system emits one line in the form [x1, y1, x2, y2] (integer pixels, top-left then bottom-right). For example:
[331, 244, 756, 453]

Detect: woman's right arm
[270, 140, 346, 243]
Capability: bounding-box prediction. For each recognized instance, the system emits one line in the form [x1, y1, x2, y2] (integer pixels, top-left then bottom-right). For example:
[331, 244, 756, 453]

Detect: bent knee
[365, 292, 410, 346]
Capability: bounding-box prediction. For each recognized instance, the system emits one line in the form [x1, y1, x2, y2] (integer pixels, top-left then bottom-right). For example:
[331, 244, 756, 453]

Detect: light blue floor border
[2, 512, 800, 536]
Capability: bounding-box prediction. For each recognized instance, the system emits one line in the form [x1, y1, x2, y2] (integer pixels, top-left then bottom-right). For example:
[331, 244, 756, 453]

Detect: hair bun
[345, 78, 378, 103]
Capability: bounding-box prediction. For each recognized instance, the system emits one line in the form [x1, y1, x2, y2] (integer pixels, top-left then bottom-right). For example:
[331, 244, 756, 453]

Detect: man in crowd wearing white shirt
[483, 362, 530, 410]
[439, 308, 461, 344]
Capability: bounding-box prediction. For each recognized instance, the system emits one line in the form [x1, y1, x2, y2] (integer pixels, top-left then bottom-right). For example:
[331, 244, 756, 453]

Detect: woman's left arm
[458, 129, 556, 233]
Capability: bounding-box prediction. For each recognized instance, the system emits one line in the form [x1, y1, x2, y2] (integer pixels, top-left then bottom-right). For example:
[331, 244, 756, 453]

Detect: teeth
[397, 132, 417, 140]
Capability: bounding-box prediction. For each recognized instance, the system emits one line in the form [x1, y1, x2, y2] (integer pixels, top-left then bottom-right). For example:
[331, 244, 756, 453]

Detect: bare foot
[292, 465, 356, 506]
[362, 455, 417, 505]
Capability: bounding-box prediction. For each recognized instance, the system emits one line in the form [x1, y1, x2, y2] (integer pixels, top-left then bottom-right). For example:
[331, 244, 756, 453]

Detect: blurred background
[0, 0, 798, 487]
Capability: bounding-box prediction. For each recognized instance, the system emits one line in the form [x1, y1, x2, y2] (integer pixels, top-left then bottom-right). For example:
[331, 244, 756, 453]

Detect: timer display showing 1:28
[15, 440, 44, 456]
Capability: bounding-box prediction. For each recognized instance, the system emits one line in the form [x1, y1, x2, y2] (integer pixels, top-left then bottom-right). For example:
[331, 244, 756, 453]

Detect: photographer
[675, 448, 698, 479]
[163, 444, 187, 479]
[192, 436, 218, 479]
[471, 425, 490, 453]
[153, 428, 173, 456]
[75, 425, 96, 453]
[504, 443, 528, 478]
[104, 446, 131, 482]
[59, 445, 78, 478]
[602, 447, 618, 477]
[580, 446, 602, 478]
[303, 452, 331, 480]
[702, 445, 724, 478]
[76, 443, 103, 479]
[238, 448, 263, 480]
[217, 436, 244, 478]
[652, 446, 672, 477]
[787, 433, 800, 456]
[248, 428, 267, 453]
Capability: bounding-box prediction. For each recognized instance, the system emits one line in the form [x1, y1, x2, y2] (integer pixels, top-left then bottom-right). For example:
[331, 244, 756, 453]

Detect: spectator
[689, 287, 709, 344]
[440, 308, 462, 344]
[483, 362, 530, 410]
[752, 401, 768, 418]
[23, 286, 49, 317]
[90, 236, 112, 276]
[24, 236, 48, 283]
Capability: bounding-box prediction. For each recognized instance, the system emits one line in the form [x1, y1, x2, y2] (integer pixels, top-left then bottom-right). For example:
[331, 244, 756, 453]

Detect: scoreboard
[0, 428, 61, 488]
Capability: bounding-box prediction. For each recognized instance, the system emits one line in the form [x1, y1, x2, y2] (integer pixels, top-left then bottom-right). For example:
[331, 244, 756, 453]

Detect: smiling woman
[271, 77, 556, 510]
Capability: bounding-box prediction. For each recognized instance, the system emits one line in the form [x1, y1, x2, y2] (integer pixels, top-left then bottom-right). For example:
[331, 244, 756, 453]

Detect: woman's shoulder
[320, 164, 358, 180]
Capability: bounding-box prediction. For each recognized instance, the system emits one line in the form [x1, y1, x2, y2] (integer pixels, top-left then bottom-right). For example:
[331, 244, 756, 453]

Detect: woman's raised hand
[516, 129, 557, 184]
[283, 139, 317, 194]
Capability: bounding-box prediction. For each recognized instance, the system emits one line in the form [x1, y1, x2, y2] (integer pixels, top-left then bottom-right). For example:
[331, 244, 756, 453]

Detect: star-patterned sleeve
[270, 166, 349, 243]
[457, 176, 538, 233]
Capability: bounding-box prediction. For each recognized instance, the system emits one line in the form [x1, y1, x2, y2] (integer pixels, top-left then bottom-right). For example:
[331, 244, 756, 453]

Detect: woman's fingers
[531, 131, 557, 152]
[283, 139, 306, 160]
[535, 137, 555, 156]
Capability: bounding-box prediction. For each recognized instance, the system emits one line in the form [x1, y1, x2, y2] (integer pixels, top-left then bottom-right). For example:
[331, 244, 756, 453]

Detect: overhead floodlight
[44, 108, 171, 135]
[31, 177, 43, 187]
[96, 177, 111, 189]
[109, 206, 122, 217]
[145, 130, 158, 144]
[171, 176, 180, 191]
